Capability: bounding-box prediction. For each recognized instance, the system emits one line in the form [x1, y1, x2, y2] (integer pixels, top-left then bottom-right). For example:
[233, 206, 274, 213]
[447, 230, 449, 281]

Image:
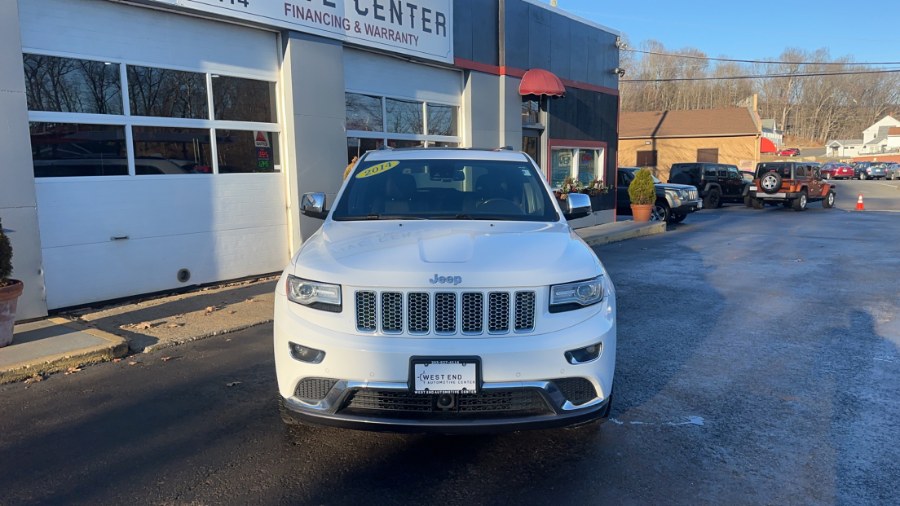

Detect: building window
[549, 144, 606, 189]
[636, 150, 657, 167]
[385, 98, 423, 134]
[212, 75, 277, 123]
[128, 66, 208, 119]
[522, 99, 541, 125]
[346, 93, 383, 132]
[24, 53, 280, 177]
[30, 122, 127, 177]
[345, 92, 460, 163]
[23, 54, 122, 115]
[697, 148, 719, 163]
[427, 103, 457, 136]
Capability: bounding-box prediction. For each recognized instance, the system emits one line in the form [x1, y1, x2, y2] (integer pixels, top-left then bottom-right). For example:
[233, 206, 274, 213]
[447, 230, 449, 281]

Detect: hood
[291, 220, 601, 289]
[656, 182, 696, 192]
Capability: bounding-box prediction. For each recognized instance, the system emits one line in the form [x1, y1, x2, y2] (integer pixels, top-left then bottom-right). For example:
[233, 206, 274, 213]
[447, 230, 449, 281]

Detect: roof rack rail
[496, 146, 514, 151]
[377, 145, 394, 150]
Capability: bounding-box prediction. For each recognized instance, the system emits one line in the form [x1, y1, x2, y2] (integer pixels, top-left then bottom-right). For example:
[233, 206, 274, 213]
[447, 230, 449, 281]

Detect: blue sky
[540, 0, 900, 64]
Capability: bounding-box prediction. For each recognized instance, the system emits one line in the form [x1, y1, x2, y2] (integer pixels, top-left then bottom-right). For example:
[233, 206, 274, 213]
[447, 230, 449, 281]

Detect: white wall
[20, 0, 288, 309]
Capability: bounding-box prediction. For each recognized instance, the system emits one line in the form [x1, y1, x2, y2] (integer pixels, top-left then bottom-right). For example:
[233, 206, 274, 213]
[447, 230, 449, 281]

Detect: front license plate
[411, 359, 479, 394]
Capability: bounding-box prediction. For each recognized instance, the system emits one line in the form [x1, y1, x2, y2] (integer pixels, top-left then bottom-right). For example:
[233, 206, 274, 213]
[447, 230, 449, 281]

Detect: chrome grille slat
[381, 292, 403, 333]
[408, 292, 429, 334]
[515, 291, 535, 331]
[356, 291, 376, 331]
[355, 289, 535, 335]
[489, 292, 510, 333]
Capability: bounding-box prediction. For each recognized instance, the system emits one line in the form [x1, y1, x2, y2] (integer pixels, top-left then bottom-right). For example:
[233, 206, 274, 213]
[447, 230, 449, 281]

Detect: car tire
[751, 197, 764, 209]
[824, 172, 831, 179]
[760, 172, 782, 194]
[823, 191, 835, 208]
[859, 172, 867, 180]
[744, 195, 752, 207]
[671, 213, 687, 223]
[792, 190, 808, 211]
[704, 189, 721, 209]
[652, 200, 671, 223]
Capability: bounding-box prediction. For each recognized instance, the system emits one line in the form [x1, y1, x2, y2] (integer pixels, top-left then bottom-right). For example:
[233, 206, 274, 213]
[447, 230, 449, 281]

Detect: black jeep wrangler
[668, 162, 750, 208]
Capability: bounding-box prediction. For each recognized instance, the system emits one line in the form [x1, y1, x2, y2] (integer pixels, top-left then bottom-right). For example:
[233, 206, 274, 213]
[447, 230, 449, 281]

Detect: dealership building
[0, 0, 621, 320]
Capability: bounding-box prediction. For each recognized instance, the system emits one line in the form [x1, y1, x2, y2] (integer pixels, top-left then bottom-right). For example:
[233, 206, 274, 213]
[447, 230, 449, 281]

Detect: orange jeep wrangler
[749, 162, 836, 211]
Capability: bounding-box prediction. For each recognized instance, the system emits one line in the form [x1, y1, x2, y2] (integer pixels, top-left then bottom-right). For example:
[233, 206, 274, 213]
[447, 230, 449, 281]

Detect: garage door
[20, 0, 287, 309]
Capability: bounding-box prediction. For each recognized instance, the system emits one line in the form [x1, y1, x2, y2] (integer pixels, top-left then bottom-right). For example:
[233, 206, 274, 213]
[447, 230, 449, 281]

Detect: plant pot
[630, 204, 654, 222]
[0, 279, 24, 348]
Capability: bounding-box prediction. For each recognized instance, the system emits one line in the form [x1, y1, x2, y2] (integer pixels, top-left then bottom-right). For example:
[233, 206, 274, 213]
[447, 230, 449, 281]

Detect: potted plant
[628, 168, 656, 222]
[0, 218, 24, 348]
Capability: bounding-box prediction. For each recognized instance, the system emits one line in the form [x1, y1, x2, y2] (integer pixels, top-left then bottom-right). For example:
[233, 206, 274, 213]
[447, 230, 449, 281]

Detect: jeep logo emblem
[429, 274, 462, 285]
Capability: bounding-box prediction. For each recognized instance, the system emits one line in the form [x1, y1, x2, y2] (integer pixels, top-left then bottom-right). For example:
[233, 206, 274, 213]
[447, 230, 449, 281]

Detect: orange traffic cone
[856, 193, 865, 211]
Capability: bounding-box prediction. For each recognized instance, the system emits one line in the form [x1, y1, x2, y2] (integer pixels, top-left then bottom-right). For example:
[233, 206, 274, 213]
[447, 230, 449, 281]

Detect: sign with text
[139, 0, 453, 63]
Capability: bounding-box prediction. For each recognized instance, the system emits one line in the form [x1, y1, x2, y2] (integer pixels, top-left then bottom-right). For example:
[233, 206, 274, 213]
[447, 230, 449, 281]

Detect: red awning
[760, 137, 777, 153]
[518, 69, 566, 97]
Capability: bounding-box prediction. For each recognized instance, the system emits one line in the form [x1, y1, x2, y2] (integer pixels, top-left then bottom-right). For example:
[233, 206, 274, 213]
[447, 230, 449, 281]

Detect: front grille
[340, 388, 551, 419]
[552, 378, 598, 405]
[294, 378, 338, 401]
[688, 189, 699, 200]
[355, 289, 536, 335]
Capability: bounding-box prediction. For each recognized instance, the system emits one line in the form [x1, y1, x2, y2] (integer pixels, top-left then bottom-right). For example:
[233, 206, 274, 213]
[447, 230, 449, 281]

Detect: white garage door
[20, 0, 288, 309]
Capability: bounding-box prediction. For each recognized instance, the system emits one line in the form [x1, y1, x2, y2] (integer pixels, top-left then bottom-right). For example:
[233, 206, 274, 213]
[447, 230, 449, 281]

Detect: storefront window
[212, 75, 277, 123]
[23, 54, 122, 115]
[551, 148, 574, 188]
[577, 150, 597, 185]
[132, 126, 213, 175]
[128, 65, 207, 119]
[387, 139, 425, 148]
[522, 99, 540, 125]
[385, 98, 423, 134]
[549, 145, 605, 188]
[346, 93, 383, 131]
[347, 137, 384, 162]
[427, 103, 457, 136]
[30, 122, 127, 177]
[216, 130, 280, 173]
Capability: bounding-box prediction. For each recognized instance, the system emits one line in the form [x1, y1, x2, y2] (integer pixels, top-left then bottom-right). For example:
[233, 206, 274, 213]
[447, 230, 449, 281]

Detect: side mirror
[300, 192, 328, 219]
[562, 192, 592, 220]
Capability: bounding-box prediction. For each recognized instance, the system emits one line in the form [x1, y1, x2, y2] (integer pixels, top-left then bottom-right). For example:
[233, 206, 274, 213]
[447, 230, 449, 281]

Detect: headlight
[286, 275, 342, 312]
[550, 276, 604, 313]
[665, 189, 681, 205]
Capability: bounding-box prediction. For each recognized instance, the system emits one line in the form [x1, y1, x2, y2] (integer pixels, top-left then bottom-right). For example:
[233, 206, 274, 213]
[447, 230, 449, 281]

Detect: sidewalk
[0, 220, 664, 384]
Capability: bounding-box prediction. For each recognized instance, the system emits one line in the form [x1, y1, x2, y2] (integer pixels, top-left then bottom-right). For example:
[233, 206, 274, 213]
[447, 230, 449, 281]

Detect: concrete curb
[577, 221, 667, 247]
[0, 318, 128, 384]
[140, 318, 274, 354]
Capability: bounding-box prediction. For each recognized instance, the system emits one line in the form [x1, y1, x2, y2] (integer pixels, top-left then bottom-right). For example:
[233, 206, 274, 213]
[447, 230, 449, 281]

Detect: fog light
[289, 342, 326, 364]
[565, 343, 602, 364]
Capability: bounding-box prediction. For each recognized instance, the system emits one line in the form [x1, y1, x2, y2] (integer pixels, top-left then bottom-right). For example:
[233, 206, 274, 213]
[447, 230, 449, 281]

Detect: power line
[623, 48, 900, 66]
[621, 68, 900, 83]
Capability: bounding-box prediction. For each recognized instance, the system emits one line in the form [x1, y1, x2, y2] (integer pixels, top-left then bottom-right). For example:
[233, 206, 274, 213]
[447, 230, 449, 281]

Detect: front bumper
[672, 200, 702, 215]
[274, 286, 616, 433]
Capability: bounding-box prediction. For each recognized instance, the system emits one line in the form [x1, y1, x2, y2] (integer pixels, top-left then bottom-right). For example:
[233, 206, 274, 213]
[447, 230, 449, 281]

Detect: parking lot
[0, 183, 898, 505]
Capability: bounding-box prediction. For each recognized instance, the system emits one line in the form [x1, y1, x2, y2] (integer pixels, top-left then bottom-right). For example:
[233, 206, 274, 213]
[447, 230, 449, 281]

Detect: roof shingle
[620, 108, 759, 138]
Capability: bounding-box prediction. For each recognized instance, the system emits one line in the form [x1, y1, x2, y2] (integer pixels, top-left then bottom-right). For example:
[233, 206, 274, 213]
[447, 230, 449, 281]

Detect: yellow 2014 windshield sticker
[355, 161, 399, 179]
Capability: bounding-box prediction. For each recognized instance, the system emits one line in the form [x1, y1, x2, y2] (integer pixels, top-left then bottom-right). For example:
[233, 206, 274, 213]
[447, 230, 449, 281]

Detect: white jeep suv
[274, 148, 616, 433]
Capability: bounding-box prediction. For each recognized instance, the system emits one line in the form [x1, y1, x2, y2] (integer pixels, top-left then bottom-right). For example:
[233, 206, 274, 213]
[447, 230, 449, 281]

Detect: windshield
[331, 157, 560, 221]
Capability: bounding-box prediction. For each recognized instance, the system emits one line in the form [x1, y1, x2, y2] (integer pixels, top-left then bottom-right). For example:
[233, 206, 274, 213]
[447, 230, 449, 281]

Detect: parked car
[617, 167, 702, 223]
[820, 162, 855, 180]
[884, 162, 900, 180]
[777, 148, 801, 157]
[750, 161, 836, 211]
[668, 162, 750, 208]
[275, 147, 616, 433]
[859, 163, 888, 180]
